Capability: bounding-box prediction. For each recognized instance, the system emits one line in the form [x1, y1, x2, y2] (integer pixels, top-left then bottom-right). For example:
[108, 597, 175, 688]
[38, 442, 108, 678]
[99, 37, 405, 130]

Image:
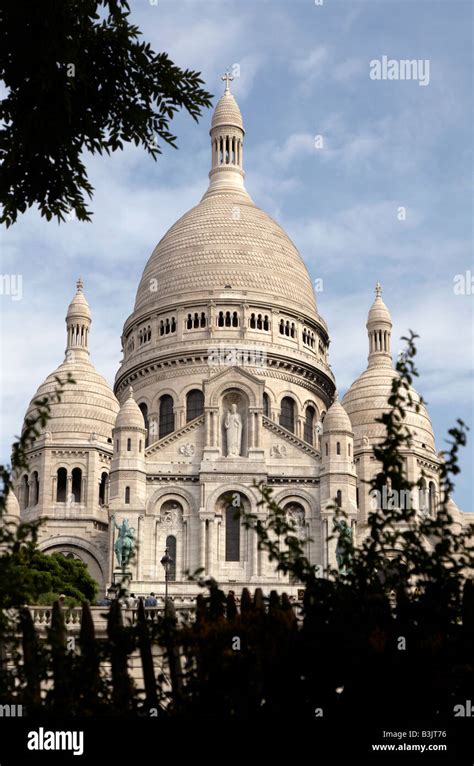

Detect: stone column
[207, 519, 215, 577]
[247, 409, 254, 449]
[205, 409, 211, 446]
[199, 518, 206, 571]
[136, 515, 144, 581]
[175, 406, 185, 429]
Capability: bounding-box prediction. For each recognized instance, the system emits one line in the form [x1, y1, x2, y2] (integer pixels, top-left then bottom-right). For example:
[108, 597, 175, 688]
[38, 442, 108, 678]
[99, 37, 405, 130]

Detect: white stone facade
[14, 79, 469, 597]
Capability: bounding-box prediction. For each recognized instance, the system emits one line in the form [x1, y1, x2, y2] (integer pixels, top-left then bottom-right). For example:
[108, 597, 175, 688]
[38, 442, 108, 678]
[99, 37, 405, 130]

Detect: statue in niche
[225, 403, 243, 457]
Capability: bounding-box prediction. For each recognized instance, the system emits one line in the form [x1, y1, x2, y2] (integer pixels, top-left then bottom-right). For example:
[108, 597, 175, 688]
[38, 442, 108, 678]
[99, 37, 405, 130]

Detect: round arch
[271, 488, 316, 517]
[151, 388, 179, 412]
[146, 486, 196, 517]
[206, 482, 260, 512]
[38, 536, 106, 589]
[277, 390, 305, 411]
[208, 378, 259, 408]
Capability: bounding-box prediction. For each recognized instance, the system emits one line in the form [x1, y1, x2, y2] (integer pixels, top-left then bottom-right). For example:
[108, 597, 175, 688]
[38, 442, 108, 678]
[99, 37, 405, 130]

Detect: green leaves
[0, 0, 213, 225]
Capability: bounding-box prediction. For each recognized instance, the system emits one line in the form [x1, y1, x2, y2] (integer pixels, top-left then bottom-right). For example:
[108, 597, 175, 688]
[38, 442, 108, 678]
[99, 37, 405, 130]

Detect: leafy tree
[3, 546, 98, 606]
[239, 331, 473, 614]
[0, 0, 213, 226]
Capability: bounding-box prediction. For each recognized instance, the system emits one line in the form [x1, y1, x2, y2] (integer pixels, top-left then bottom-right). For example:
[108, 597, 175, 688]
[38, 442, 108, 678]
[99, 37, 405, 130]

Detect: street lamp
[160, 548, 173, 603]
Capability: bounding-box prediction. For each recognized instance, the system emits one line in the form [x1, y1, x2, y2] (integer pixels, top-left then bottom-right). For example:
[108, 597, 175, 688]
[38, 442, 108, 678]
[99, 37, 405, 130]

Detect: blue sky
[1, 0, 472, 510]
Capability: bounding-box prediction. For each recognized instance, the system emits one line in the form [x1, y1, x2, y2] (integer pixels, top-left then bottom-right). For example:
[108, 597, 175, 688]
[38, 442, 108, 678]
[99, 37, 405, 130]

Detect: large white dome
[133, 190, 317, 318]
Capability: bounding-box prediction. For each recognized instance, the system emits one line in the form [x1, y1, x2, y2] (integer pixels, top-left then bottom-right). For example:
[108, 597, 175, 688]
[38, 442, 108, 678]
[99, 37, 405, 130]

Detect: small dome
[5, 491, 20, 518]
[67, 278, 91, 321]
[211, 89, 244, 131]
[323, 397, 353, 433]
[24, 358, 119, 443]
[367, 290, 391, 327]
[342, 366, 435, 451]
[115, 387, 145, 430]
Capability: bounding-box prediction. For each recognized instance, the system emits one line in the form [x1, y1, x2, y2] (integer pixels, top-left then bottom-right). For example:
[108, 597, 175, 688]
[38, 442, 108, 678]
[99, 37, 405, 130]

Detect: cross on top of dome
[375, 282, 382, 298]
[221, 71, 234, 92]
[76, 276, 84, 293]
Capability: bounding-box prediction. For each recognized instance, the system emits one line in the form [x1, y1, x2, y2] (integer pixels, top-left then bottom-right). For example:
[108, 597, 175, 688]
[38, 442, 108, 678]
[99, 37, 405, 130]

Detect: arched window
[159, 395, 174, 438]
[263, 393, 270, 418]
[336, 490, 342, 508]
[31, 471, 39, 505]
[56, 468, 67, 503]
[99, 472, 108, 506]
[280, 397, 295, 433]
[186, 389, 204, 422]
[348, 443, 351, 456]
[225, 505, 240, 561]
[250, 313, 256, 329]
[71, 468, 82, 503]
[186, 313, 192, 329]
[356, 486, 359, 507]
[125, 486, 130, 504]
[304, 406, 315, 445]
[165, 535, 177, 581]
[336, 442, 341, 455]
[21, 474, 29, 509]
[218, 311, 224, 327]
[325, 442, 328, 456]
[429, 481, 436, 516]
[263, 315, 269, 331]
[279, 319, 284, 334]
[127, 438, 132, 452]
[139, 403, 149, 447]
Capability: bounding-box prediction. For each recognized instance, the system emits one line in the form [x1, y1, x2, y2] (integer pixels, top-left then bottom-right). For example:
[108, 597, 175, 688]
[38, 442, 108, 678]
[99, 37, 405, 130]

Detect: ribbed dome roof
[24, 358, 119, 443]
[323, 397, 352, 433]
[342, 366, 435, 451]
[211, 88, 244, 131]
[134, 191, 317, 316]
[67, 278, 91, 321]
[115, 387, 145, 430]
[367, 295, 391, 325]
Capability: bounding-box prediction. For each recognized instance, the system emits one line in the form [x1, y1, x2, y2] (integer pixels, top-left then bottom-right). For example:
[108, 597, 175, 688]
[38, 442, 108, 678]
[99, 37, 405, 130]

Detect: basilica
[10, 78, 469, 597]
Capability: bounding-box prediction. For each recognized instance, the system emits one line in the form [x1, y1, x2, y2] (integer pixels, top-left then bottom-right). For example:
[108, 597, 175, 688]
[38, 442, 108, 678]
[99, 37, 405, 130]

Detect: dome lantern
[367, 282, 392, 368]
[65, 277, 92, 361]
[206, 72, 246, 196]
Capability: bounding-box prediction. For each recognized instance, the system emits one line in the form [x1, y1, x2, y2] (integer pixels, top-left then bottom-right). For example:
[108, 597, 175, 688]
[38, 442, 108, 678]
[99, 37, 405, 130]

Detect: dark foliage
[0, 0, 213, 225]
